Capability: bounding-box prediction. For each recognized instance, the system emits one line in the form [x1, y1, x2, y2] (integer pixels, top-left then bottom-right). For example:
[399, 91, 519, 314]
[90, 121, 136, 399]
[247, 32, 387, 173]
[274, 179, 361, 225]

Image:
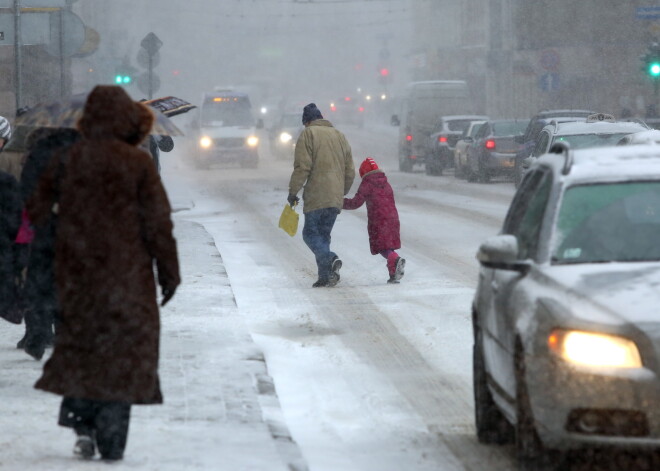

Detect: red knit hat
[359, 157, 379, 177]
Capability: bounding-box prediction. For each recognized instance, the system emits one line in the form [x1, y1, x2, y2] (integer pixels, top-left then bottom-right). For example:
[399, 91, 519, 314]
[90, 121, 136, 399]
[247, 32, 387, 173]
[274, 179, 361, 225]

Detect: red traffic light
[379, 68, 390, 77]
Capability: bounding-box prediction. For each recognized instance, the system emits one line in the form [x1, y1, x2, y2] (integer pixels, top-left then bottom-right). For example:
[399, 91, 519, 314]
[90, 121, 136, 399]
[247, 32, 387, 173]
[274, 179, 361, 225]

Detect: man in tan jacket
[288, 103, 355, 287]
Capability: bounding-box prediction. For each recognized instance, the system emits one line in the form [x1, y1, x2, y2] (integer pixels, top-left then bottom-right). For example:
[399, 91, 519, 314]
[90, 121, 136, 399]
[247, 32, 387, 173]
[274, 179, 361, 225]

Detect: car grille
[213, 137, 245, 148]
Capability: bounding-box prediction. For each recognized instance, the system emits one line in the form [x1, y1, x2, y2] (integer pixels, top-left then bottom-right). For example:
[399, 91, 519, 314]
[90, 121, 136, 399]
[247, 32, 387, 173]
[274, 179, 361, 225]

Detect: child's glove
[287, 194, 299, 206]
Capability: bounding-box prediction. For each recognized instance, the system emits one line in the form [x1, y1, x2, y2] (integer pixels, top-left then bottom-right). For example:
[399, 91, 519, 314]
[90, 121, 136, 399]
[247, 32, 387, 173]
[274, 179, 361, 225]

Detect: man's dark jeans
[302, 207, 340, 282]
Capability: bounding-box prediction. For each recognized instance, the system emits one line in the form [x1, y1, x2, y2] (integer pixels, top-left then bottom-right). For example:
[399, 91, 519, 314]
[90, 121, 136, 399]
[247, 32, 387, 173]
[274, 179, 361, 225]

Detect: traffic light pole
[148, 53, 153, 100]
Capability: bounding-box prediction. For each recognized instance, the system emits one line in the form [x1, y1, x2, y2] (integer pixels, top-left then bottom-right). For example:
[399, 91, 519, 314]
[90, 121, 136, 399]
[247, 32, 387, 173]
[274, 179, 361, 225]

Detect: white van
[393, 80, 475, 172]
[192, 89, 263, 169]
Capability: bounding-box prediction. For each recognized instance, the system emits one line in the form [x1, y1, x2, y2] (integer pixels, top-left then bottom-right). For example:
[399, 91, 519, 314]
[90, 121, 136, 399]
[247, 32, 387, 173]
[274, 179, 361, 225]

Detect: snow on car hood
[538, 262, 660, 326]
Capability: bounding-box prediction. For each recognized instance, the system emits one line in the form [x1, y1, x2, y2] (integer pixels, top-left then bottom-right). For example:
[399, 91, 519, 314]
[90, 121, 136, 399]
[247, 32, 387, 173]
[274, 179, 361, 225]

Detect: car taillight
[406, 134, 413, 142]
[438, 136, 448, 143]
[330, 104, 337, 112]
[358, 106, 364, 112]
[485, 139, 496, 150]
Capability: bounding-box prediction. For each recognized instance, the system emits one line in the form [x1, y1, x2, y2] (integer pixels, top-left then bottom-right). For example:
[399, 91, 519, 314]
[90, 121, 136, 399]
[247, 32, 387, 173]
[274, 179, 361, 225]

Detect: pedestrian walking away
[287, 102, 355, 287]
[27, 85, 180, 462]
[343, 157, 405, 283]
[16, 127, 81, 360]
[0, 168, 22, 323]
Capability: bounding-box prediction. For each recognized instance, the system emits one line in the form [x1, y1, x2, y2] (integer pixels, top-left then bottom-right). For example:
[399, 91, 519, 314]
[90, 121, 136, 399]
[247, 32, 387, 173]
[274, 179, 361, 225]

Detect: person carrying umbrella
[27, 85, 180, 462]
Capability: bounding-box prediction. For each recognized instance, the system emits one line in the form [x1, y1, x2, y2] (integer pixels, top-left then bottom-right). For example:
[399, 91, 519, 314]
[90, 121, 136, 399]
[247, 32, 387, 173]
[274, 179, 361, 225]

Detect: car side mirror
[391, 114, 400, 126]
[476, 235, 530, 273]
[464, 136, 474, 142]
[256, 119, 264, 129]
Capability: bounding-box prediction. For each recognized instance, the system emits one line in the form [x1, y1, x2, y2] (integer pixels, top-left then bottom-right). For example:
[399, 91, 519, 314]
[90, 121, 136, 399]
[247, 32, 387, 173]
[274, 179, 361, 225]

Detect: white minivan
[193, 89, 263, 169]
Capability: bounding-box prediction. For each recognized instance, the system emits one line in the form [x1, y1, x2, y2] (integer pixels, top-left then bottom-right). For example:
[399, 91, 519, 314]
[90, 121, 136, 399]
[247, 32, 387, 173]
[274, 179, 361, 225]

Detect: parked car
[473, 142, 660, 469]
[519, 114, 650, 180]
[329, 96, 365, 127]
[454, 119, 487, 179]
[424, 115, 488, 176]
[269, 111, 303, 159]
[465, 119, 527, 183]
[513, 109, 596, 187]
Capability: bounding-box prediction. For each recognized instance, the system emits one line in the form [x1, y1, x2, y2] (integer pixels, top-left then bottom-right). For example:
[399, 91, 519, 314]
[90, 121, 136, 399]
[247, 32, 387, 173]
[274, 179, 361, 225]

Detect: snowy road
[175, 123, 519, 470]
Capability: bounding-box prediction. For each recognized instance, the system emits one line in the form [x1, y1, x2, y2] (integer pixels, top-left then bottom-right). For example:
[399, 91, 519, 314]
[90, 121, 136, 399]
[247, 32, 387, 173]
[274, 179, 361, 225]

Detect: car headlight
[279, 132, 292, 144]
[548, 329, 642, 368]
[246, 136, 259, 147]
[199, 136, 212, 149]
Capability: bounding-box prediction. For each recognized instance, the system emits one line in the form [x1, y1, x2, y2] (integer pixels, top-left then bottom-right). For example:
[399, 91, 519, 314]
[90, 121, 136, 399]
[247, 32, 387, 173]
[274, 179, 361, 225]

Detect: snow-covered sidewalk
[0, 185, 299, 470]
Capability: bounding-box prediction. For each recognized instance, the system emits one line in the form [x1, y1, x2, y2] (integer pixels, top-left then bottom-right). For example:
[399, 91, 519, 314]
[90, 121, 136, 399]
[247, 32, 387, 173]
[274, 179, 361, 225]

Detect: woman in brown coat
[27, 85, 180, 462]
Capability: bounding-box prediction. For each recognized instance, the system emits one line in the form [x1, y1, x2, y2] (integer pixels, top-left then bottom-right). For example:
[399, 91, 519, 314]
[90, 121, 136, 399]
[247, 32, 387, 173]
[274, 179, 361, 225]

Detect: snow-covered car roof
[547, 120, 649, 137]
[535, 143, 660, 183]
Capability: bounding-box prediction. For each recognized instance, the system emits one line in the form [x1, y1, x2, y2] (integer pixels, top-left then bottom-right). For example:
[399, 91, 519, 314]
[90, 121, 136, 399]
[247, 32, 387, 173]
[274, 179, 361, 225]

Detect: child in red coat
[343, 157, 405, 283]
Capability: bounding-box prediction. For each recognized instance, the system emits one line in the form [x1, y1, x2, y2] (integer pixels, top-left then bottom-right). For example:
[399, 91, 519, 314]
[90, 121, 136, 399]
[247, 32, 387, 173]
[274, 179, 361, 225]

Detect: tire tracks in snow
[195, 171, 516, 470]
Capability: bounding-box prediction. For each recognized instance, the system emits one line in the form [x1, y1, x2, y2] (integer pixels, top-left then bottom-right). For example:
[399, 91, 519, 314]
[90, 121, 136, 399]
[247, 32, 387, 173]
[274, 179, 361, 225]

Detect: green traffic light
[114, 74, 133, 85]
[650, 62, 660, 77]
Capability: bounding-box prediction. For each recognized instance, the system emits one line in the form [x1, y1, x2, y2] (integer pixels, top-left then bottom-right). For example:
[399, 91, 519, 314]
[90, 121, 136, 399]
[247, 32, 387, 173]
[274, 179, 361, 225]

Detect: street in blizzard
[2, 1, 660, 470]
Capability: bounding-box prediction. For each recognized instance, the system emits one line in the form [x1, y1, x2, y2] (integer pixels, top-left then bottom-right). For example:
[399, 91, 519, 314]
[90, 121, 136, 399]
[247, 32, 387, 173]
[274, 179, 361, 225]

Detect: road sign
[539, 73, 560, 92]
[140, 32, 162, 56]
[539, 49, 560, 71]
[43, 10, 85, 57]
[0, 0, 68, 6]
[0, 12, 49, 45]
[637, 7, 660, 20]
[137, 48, 160, 68]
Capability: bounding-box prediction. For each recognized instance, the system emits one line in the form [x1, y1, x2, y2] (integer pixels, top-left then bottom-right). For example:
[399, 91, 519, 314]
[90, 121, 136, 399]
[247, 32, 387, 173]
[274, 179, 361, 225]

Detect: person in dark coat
[16, 127, 81, 360]
[143, 134, 174, 173]
[0, 169, 22, 323]
[343, 157, 405, 283]
[27, 85, 180, 461]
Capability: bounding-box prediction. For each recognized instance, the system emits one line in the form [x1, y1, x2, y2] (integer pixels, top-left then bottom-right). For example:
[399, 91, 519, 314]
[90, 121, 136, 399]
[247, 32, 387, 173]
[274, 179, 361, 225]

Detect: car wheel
[473, 322, 514, 444]
[478, 160, 490, 183]
[515, 346, 562, 471]
[454, 157, 464, 179]
[466, 164, 477, 182]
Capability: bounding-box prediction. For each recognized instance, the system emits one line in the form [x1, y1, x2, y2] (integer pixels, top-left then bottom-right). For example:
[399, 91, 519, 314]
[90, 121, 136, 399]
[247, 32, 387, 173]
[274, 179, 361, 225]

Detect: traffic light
[650, 62, 660, 78]
[115, 72, 132, 85]
[114, 63, 137, 86]
[641, 42, 660, 78]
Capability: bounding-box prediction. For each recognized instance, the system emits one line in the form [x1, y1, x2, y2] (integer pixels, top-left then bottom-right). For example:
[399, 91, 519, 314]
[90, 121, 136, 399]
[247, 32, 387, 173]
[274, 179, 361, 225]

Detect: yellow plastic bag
[278, 203, 299, 236]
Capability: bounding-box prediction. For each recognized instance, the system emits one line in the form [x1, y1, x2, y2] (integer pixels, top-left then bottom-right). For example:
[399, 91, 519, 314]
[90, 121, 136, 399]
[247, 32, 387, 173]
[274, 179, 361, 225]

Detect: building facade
[409, 0, 656, 119]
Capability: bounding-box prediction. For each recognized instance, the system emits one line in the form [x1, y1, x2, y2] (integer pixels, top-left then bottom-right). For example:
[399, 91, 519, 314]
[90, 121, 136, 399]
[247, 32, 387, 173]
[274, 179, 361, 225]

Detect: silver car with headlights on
[473, 142, 660, 469]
